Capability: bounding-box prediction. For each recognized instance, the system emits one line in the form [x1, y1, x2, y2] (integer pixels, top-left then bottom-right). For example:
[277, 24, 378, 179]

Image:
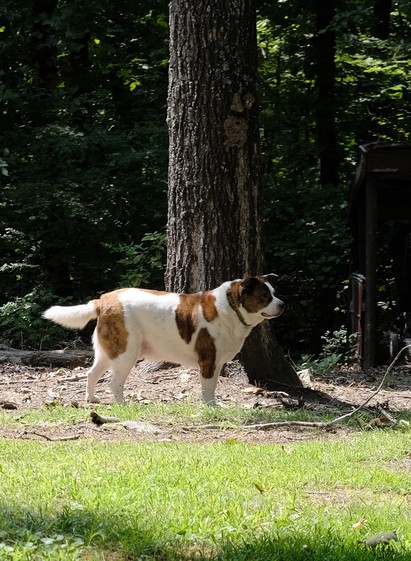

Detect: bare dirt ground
[1, 358, 411, 444]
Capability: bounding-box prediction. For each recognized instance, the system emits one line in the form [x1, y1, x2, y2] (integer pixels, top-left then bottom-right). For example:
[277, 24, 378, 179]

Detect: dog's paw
[86, 395, 100, 404]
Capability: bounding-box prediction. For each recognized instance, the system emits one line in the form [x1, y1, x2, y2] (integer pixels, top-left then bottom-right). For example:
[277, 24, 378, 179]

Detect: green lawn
[1, 422, 411, 560]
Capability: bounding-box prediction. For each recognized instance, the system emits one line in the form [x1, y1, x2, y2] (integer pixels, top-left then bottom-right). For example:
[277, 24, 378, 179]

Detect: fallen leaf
[253, 482, 265, 494]
[241, 387, 264, 395]
[352, 516, 367, 530]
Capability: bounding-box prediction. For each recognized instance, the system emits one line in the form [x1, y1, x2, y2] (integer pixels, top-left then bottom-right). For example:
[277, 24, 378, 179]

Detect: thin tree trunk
[31, 0, 59, 91]
[373, 0, 392, 39]
[314, 0, 339, 187]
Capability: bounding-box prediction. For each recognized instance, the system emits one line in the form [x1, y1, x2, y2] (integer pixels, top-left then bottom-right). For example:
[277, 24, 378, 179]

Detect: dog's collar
[226, 288, 251, 328]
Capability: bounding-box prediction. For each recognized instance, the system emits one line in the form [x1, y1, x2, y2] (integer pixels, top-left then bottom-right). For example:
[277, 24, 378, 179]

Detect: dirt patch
[1, 358, 411, 444]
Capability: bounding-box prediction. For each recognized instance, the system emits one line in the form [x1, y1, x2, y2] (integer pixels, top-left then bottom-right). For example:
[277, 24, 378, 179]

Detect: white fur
[43, 279, 284, 406]
[43, 302, 97, 329]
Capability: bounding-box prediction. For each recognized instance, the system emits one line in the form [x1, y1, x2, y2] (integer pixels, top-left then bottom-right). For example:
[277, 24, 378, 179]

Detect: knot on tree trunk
[224, 92, 255, 148]
[224, 115, 248, 147]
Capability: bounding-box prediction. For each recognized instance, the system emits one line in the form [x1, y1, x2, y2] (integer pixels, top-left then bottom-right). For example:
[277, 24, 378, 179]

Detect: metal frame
[349, 142, 411, 368]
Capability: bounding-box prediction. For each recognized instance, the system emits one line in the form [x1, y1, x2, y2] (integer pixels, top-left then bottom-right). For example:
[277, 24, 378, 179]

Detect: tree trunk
[62, 31, 91, 96]
[166, 0, 302, 389]
[31, 0, 59, 91]
[166, 0, 261, 291]
[373, 0, 392, 39]
[311, 0, 340, 345]
[314, 0, 339, 187]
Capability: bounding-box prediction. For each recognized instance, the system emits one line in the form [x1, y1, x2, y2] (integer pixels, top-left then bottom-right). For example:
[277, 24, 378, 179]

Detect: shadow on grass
[0, 502, 161, 559]
[0, 503, 409, 560]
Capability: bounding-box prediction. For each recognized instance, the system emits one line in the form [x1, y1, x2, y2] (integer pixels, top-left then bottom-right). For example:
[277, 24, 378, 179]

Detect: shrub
[0, 289, 74, 349]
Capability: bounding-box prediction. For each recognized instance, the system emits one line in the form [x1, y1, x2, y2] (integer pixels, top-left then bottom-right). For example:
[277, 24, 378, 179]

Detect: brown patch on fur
[176, 294, 199, 344]
[229, 281, 243, 307]
[176, 292, 218, 344]
[195, 328, 217, 379]
[201, 291, 218, 322]
[96, 291, 128, 359]
[241, 277, 273, 313]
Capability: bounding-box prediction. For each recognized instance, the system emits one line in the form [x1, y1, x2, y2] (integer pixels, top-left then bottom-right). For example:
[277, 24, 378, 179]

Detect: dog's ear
[261, 273, 278, 286]
[240, 276, 260, 292]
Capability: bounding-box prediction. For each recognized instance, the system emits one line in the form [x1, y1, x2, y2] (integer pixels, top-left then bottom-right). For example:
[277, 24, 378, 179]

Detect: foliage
[0, 289, 73, 349]
[0, 0, 169, 305]
[1, 0, 411, 355]
[257, 0, 411, 355]
[299, 326, 358, 372]
[0, 0, 169, 348]
[107, 230, 166, 288]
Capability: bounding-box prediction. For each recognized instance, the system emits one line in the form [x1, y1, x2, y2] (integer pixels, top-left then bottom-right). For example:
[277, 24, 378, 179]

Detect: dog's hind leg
[86, 355, 110, 403]
[86, 331, 110, 403]
[109, 347, 140, 403]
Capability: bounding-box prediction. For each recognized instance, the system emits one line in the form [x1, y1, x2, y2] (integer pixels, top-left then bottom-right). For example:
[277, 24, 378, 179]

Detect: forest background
[1, 0, 410, 361]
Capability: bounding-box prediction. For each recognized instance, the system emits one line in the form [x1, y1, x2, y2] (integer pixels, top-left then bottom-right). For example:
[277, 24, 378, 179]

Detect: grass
[3, 400, 411, 438]
[1, 402, 411, 560]
[0, 400, 343, 431]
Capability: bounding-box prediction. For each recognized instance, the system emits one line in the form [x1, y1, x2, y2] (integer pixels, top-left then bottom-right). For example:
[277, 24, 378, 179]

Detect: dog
[43, 275, 284, 406]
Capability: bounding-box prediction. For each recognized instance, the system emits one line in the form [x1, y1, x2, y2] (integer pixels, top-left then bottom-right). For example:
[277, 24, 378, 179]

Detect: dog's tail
[43, 301, 98, 330]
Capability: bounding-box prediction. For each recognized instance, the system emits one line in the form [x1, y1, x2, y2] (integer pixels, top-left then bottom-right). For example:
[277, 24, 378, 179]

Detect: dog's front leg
[200, 366, 222, 407]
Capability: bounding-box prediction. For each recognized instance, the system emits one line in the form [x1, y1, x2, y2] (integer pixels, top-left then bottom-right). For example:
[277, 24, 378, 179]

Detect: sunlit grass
[1, 431, 411, 559]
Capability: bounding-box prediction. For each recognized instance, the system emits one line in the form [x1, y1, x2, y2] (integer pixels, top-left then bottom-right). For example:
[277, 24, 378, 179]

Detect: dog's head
[239, 275, 284, 321]
[227, 275, 284, 326]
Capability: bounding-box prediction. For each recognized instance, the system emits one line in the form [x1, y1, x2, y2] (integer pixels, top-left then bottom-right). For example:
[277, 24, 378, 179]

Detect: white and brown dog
[43, 275, 284, 406]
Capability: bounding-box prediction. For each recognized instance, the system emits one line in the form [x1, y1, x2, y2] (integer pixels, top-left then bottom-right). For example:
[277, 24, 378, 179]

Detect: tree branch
[192, 345, 411, 432]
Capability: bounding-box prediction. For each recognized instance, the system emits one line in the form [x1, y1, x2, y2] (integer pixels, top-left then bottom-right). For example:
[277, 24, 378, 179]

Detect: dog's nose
[276, 300, 285, 315]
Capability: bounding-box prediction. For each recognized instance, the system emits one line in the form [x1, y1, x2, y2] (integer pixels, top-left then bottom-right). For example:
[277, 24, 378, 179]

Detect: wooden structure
[349, 141, 411, 368]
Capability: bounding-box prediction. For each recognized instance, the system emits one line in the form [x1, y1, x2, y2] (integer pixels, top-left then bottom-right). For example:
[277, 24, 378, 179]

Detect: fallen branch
[61, 374, 89, 382]
[0, 374, 89, 385]
[90, 410, 120, 426]
[89, 411, 161, 433]
[322, 342, 411, 428]
[0, 378, 41, 385]
[189, 346, 411, 432]
[183, 420, 329, 431]
[0, 348, 93, 368]
[30, 431, 80, 441]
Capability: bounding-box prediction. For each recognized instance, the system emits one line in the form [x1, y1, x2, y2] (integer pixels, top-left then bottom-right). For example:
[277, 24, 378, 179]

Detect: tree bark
[0, 349, 93, 368]
[166, 0, 261, 291]
[166, 0, 301, 389]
